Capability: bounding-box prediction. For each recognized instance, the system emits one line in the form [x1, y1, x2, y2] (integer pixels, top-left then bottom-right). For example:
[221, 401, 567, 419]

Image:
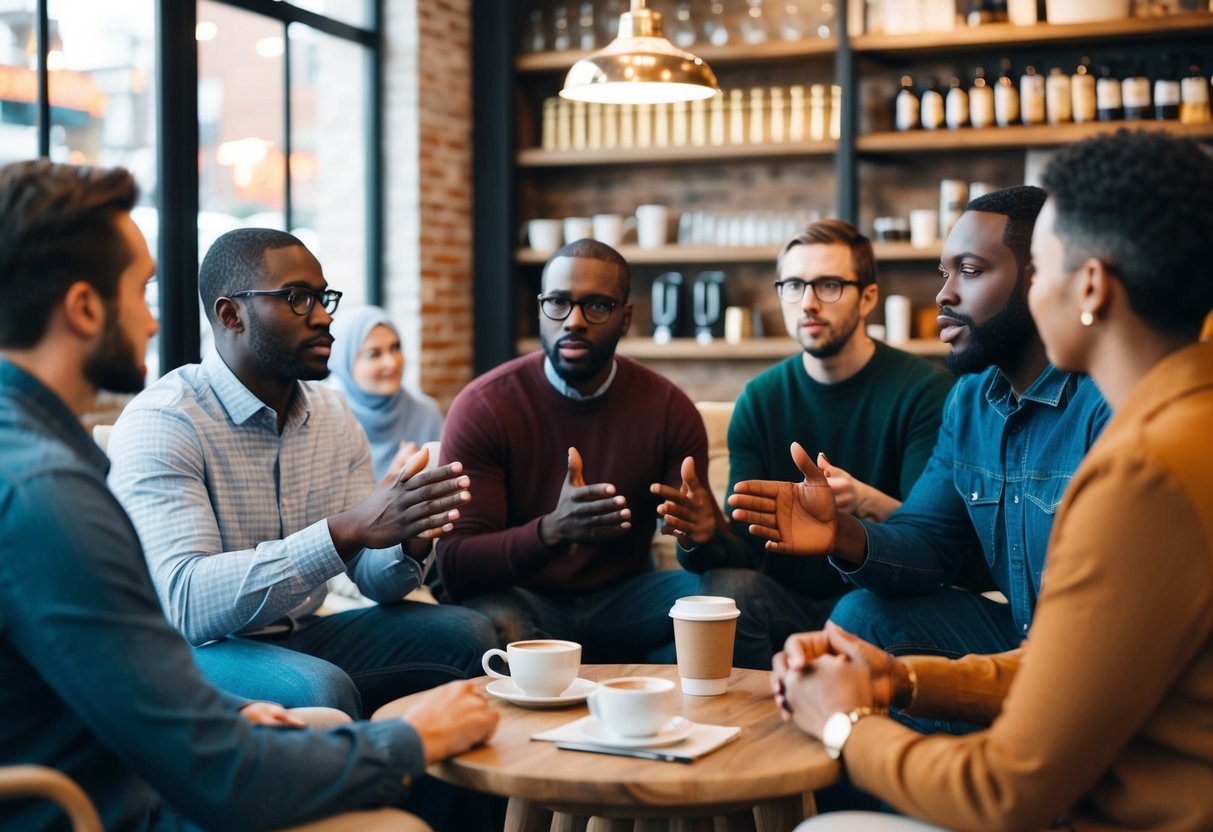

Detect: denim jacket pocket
[955, 467, 1003, 567]
[1023, 474, 1071, 581]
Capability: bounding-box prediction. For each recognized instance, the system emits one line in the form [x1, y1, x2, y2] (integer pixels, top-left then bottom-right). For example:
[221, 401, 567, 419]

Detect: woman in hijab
[329, 305, 444, 480]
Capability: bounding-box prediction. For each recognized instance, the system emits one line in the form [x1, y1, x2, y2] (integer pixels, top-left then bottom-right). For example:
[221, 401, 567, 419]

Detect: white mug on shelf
[591, 213, 625, 248]
[635, 204, 669, 249]
[563, 216, 592, 245]
[885, 295, 912, 345]
[909, 209, 939, 249]
[524, 219, 562, 254]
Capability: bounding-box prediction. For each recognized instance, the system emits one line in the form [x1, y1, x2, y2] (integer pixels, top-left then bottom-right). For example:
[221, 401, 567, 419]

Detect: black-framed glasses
[537, 293, 620, 325]
[230, 287, 343, 316]
[773, 277, 862, 304]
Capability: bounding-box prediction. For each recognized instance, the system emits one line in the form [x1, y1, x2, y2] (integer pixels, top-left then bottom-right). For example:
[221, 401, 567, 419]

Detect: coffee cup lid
[669, 595, 740, 621]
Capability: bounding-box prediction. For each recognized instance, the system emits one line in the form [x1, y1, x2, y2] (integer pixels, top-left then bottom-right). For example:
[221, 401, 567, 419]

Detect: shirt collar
[203, 349, 312, 430]
[983, 363, 1076, 417]
[543, 355, 617, 400]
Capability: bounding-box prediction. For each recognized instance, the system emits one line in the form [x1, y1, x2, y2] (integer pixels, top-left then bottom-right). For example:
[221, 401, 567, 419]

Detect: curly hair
[199, 228, 307, 322]
[776, 218, 877, 287]
[1042, 129, 1213, 337]
[965, 185, 1047, 277]
[545, 237, 631, 301]
[0, 160, 137, 348]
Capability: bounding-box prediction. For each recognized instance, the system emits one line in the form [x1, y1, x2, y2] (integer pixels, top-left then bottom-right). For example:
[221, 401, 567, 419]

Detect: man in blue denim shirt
[731, 186, 1111, 671]
[0, 160, 497, 830]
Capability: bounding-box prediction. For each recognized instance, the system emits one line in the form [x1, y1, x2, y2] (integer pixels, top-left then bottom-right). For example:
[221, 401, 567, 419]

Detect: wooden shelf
[516, 241, 941, 265]
[858, 120, 1213, 154]
[516, 37, 838, 73]
[852, 13, 1213, 56]
[516, 336, 949, 360]
[518, 139, 837, 168]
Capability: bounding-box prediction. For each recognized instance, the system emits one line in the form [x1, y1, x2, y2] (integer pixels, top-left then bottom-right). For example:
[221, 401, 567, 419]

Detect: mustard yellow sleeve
[902, 649, 1021, 726]
[839, 452, 1213, 831]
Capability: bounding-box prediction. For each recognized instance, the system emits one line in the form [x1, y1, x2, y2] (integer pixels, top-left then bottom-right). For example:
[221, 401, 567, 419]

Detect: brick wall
[383, 0, 475, 410]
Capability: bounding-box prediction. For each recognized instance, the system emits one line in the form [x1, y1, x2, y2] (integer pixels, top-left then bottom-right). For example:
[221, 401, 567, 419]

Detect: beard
[799, 307, 861, 360]
[540, 330, 619, 385]
[246, 305, 330, 382]
[943, 283, 1038, 376]
[83, 302, 146, 394]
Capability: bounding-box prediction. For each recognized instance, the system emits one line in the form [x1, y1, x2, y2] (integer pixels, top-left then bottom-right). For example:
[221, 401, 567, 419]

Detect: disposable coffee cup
[669, 596, 739, 696]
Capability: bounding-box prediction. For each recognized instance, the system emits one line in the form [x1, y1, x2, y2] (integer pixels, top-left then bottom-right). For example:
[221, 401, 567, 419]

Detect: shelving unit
[473, 0, 1213, 393]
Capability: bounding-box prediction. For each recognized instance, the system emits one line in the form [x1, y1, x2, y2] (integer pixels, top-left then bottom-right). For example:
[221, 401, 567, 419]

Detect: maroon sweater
[437, 353, 718, 601]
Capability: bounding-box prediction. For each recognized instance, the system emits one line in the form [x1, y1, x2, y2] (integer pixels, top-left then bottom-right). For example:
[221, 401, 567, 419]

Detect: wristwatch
[822, 707, 883, 760]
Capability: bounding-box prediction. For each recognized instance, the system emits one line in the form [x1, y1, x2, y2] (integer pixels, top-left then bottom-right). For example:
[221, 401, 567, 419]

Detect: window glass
[0, 1, 41, 164]
[289, 22, 367, 307]
[288, 0, 371, 30]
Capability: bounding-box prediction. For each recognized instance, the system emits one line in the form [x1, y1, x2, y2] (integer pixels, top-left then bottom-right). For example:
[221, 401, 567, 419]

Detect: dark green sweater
[680, 340, 953, 598]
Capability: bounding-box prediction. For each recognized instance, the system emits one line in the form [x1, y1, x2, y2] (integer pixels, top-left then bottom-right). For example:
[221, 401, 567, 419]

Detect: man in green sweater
[679, 220, 953, 669]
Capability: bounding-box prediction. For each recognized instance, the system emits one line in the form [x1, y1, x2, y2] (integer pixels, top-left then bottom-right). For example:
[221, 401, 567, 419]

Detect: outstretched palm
[728, 442, 837, 555]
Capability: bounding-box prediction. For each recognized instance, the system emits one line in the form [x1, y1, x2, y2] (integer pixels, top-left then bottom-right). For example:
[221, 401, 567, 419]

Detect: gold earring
[1080, 310, 1094, 327]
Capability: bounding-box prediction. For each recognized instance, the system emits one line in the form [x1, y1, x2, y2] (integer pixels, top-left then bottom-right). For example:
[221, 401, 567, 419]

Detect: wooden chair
[0, 765, 102, 832]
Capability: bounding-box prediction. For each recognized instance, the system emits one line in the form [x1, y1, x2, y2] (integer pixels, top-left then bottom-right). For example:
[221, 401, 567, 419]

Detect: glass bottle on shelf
[1180, 62, 1212, 124]
[636, 103, 653, 147]
[1154, 58, 1181, 120]
[588, 103, 604, 149]
[921, 79, 945, 130]
[523, 8, 545, 53]
[779, 1, 807, 40]
[810, 83, 827, 140]
[577, 3, 596, 50]
[970, 67, 995, 128]
[603, 104, 620, 148]
[995, 58, 1020, 127]
[1045, 67, 1072, 125]
[895, 74, 919, 131]
[741, 0, 771, 44]
[542, 98, 558, 150]
[669, 2, 697, 47]
[690, 98, 709, 146]
[709, 92, 727, 145]
[556, 98, 573, 150]
[1072, 57, 1097, 123]
[552, 5, 572, 51]
[789, 84, 807, 141]
[672, 100, 689, 146]
[829, 84, 841, 140]
[704, 0, 732, 46]
[812, 0, 835, 37]
[619, 103, 635, 148]
[1097, 63, 1123, 121]
[946, 76, 969, 129]
[1121, 61, 1152, 120]
[572, 100, 588, 149]
[654, 102, 671, 147]
[729, 89, 747, 144]
[749, 88, 766, 144]
[769, 86, 786, 142]
[1019, 64, 1045, 126]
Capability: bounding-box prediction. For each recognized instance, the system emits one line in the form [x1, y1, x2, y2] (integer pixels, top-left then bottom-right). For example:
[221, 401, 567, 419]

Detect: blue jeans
[193, 601, 497, 718]
[700, 567, 841, 670]
[828, 588, 1022, 734]
[463, 570, 701, 663]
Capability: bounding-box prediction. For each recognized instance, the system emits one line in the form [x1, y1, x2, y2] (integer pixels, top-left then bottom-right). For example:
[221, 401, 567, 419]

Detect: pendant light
[560, 0, 720, 105]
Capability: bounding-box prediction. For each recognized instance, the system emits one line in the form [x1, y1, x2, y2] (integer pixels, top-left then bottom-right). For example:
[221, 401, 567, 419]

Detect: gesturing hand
[329, 444, 472, 559]
[387, 440, 421, 478]
[539, 447, 631, 547]
[400, 680, 500, 764]
[818, 452, 901, 522]
[652, 456, 718, 547]
[728, 441, 838, 555]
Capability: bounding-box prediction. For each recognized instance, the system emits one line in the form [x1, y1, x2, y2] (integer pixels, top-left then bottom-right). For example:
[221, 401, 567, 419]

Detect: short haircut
[1042, 129, 1213, 338]
[776, 219, 877, 287]
[0, 160, 137, 348]
[965, 185, 1047, 277]
[543, 238, 631, 301]
[198, 228, 306, 322]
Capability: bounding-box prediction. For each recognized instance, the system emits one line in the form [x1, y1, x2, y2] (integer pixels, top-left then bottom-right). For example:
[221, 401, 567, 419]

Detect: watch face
[822, 711, 853, 760]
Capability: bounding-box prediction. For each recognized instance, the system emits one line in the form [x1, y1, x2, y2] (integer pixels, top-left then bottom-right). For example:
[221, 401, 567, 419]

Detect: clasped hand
[539, 447, 631, 547]
[728, 441, 838, 555]
[651, 456, 718, 547]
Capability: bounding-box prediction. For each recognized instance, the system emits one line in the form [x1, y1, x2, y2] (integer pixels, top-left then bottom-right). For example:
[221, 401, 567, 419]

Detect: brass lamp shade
[560, 1, 719, 105]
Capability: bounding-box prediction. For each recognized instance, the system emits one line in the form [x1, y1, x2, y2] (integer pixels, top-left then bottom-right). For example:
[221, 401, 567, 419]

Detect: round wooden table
[375, 664, 839, 832]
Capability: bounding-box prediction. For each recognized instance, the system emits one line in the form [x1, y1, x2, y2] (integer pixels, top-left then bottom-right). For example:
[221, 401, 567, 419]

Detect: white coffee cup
[885, 295, 912, 345]
[482, 639, 581, 698]
[635, 204, 669, 249]
[591, 213, 625, 248]
[909, 209, 939, 249]
[563, 216, 593, 245]
[526, 219, 563, 254]
[587, 676, 678, 738]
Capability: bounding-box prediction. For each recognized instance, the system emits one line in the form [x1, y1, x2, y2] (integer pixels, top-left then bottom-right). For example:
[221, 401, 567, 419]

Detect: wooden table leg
[801, 792, 817, 819]
[587, 819, 635, 832]
[551, 813, 590, 832]
[753, 795, 805, 832]
[504, 798, 553, 832]
[632, 819, 668, 832]
[668, 819, 715, 832]
[715, 811, 757, 832]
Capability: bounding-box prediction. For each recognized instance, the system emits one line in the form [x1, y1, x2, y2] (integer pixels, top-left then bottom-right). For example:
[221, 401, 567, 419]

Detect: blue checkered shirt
[108, 350, 421, 645]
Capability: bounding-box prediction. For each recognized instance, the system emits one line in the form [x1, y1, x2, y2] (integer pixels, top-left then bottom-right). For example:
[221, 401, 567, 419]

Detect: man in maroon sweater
[437, 239, 729, 661]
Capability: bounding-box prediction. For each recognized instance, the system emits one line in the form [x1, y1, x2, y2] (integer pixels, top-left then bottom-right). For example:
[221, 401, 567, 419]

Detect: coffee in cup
[586, 676, 678, 737]
[669, 596, 740, 696]
[482, 639, 581, 697]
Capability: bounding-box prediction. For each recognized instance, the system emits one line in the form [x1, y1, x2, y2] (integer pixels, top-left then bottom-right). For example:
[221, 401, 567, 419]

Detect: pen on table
[555, 742, 693, 764]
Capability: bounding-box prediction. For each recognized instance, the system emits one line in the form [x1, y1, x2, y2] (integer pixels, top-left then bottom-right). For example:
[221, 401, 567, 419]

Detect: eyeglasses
[537, 294, 620, 325]
[230, 287, 343, 316]
[773, 277, 862, 304]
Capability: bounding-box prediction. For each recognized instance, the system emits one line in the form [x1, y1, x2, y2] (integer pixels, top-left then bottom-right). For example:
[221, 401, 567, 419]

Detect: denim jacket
[833, 364, 1111, 636]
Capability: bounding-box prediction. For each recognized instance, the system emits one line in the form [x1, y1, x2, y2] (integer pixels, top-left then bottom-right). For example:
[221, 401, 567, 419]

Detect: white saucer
[486, 677, 597, 708]
[575, 716, 695, 748]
